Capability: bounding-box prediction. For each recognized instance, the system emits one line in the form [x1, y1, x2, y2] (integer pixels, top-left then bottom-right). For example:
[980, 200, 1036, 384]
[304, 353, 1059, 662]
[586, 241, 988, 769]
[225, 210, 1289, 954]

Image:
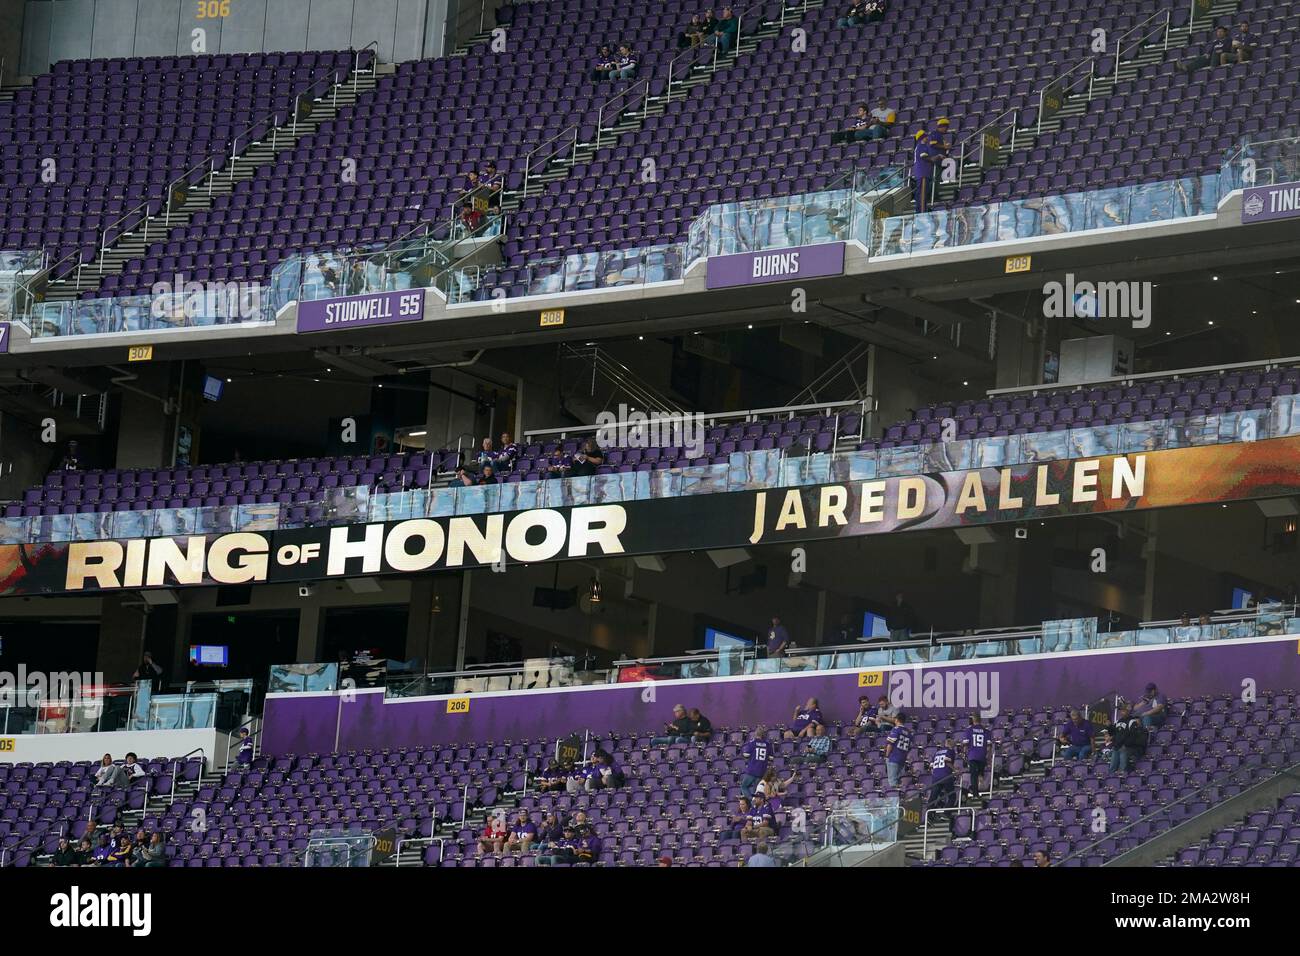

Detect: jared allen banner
[0, 436, 1298, 596]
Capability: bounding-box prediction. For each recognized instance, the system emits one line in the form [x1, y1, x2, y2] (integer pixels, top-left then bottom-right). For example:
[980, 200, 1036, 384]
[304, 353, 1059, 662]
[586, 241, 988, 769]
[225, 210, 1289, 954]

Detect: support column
[96, 594, 148, 684]
[296, 604, 324, 663]
[454, 572, 472, 670]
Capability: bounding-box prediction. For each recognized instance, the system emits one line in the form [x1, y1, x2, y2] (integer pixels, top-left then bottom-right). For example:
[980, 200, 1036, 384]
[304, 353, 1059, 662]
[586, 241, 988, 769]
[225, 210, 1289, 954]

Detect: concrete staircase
[40, 63, 389, 303]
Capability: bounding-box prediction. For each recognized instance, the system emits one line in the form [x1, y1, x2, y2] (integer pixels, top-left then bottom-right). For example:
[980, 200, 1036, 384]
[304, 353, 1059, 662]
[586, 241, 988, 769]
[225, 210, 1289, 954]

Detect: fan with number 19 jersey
[743, 738, 771, 778]
[962, 724, 989, 762]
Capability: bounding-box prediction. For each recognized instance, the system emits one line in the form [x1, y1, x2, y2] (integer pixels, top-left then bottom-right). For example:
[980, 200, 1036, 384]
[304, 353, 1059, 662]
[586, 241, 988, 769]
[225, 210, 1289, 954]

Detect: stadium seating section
[3, 690, 1295, 866]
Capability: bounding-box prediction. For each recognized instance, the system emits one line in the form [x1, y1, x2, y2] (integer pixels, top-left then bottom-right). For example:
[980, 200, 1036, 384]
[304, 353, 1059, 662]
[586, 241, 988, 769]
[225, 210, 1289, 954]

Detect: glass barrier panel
[268, 663, 339, 694]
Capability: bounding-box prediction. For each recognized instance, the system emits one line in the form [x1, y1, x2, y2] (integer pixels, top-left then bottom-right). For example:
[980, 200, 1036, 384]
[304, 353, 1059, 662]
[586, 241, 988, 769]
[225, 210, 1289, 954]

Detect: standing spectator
[709, 7, 739, 55]
[505, 810, 537, 854]
[688, 707, 713, 743]
[132, 651, 164, 692]
[846, 695, 878, 737]
[1057, 709, 1094, 760]
[346, 261, 367, 296]
[930, 117, 953, 162]
[798, 724, 832, 765]
[928, 736, 958, 823]
[741, 793, 776, 842]
[747, 842, 778, 867]
[960, 714, 991, 795]
[837, 0, 866, 29]
[652, 704, 696, 745]
[912, 130, 939, 213]
[1104, 704, 1145, 773]
[786, 697, 824, 739]
[60, 440, 80, 471]
[1233, 22, 1254, 62]
[766, 615, 790, 657]
[1131, 683, 1168, 729]
[739, 725, 772, 796]
[236, 727, 255, 767]
[886, 592, 916, 642]
[884, 713, 913, 787]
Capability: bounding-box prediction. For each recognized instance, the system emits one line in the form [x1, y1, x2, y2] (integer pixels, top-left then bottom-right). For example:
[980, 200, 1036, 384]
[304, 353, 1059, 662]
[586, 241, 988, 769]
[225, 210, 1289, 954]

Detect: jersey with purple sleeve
[930, 746, 955, 783]
[792, 708, 822, 732]
[856, 705, 878, 727]
[962, 724, 989, 761]
[511, 820, 537, 839]
[747, 807, 774, 828]
[742, 738, 771, 777]
[1060, 719, 1091, 747]
[886, 725, 912, 764]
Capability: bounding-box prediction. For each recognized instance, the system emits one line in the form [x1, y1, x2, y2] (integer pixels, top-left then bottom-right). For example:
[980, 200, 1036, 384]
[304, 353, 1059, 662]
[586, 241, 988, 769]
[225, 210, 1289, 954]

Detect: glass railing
[1220, 129, 1300, 191]
[262, 606, 1299, 702]
[25, 282, 285, 339]
[0, 249, 45, 323]
[873, 173, 1222, 258]
[8, 393, 1300, 545]
[0, 678, 252, 734]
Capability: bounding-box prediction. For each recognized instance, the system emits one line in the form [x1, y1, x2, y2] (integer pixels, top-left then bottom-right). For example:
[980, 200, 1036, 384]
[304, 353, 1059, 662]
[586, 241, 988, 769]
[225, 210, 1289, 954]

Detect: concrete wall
[0, 725, 224, 764]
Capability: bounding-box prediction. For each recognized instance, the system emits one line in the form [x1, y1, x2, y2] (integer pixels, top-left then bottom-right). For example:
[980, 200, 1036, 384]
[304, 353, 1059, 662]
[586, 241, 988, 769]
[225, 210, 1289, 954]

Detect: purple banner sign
[1241, 180, 1300, 224]
[706, 242, 845, 290]
[296, 288, 425, 333]
[262, 634, 1300, 756]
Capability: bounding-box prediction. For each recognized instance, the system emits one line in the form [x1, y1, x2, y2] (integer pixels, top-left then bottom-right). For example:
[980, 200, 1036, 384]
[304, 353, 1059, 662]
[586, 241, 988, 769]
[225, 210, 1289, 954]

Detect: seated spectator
[679, 12, 708, 48]
[1057, 709, 1094, 760]
[122, 752, 145, 783]
[832, 103, 872, 145]
[798, 724, 832, 764]
[597, 752, 626, 789]
[106, 836, 133, 867]
[74, 838, 94, 866]
[873, 694, 898, 729]
[535, 812, 564, 848]
[741, 793, 776, 842]
[884, 713, 913, 787]
[93, 753, 127, 789]
[1210, 25, 1233, 66]
[477, 464, 499, 485]
[1104, 704, 1146, 773]
[864, 0, 888, 22]
[652, 704, 696, 745]
[505, 810, 537, 853]
[866, 98, 897, 139]
[590, 45, 616, 83]
[135, 832, 166, 868]
[786, 696, 824, 739]
[728, 797, 752, 838]
[1233, 22, 1254, 62]
[59, 440, 80, 471]
[568, 437, 604, 477]
[574, 828, 603, 865]
[755, 767, 795, 807]
[846, 695, 878, 737]
[566, 756, 601, 794]
[657, 854, 674, 867]
[236, 727, 254, 767]
[475, 437, 497, 469]
[612, 44, 638, 82]
[837, 0, 866, 28]
[538, 825, 578, 865]
[688, 707, 713, 743]
[739, 725, 772, 796]
[569, 810, 593, 835]
[477, 813, 507, 856]
[543, 447, 570, 479]
[1032, 849, 1050, 868]
[1131, 682, 1168, 729]
[709, 7, 738, 54]
[496, 432, 520, 469]
[747, 842, 778, 867]
[454, 466, 475, 487]
[52, 837, 78, 867]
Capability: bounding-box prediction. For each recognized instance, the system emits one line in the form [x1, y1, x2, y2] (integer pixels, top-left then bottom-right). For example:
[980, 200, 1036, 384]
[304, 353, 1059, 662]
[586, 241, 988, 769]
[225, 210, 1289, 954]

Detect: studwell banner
[296, 288, 426, 333]
[0, 434, 1297, 596]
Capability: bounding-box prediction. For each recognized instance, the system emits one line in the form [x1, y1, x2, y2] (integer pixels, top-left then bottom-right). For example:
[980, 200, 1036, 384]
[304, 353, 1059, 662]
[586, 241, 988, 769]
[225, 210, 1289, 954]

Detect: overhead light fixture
[408, 430, 427, 437]
[589, 577, 602, 603]
[432, 593, 442, 613]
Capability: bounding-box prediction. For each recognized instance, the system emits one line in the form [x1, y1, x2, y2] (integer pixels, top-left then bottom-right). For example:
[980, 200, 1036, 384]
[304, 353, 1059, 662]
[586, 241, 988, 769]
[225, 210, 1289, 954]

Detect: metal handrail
[1110, 9, 1174, 84]
[20, 54, 372, 303]
[169, 746, 207, 806]
[523, 398, 870, 441]
[223, 716, 260, 773]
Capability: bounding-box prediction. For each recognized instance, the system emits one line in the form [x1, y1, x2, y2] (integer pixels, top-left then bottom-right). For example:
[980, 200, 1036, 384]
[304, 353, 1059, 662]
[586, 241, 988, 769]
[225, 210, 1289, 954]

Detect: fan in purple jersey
[1056, 709, 1094, 761]
[785, 697, 824, 739]
[504, 810, 538, 854]
[574, 831, 603, 865]
[739, 725, 772, 797]
[846, 695, 878, 738]
[741, 793, 776, 842]
[538, 826, 578, 866]
[884, 714, 913, 787]
[961, 714, 992, 795]
[927, 737, 958, 831]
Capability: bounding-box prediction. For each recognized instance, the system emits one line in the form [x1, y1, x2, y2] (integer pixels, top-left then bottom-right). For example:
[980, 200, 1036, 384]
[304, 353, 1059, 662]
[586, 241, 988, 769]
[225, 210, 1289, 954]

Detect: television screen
[862, 611, 889, 640]
[703, 627, 750, 650]
[189, 644, 229, 666]
[202, 375, 224, 402]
